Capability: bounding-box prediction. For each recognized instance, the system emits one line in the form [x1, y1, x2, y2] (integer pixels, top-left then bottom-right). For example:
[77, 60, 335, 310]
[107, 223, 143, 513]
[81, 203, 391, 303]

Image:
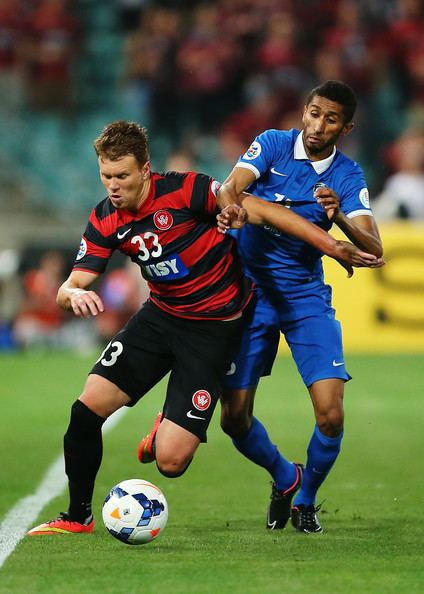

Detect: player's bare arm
[57, 270, 104, 318]
[315, 187, 383, 257]
[216, 166, 256, 229]
[218, 194, 384, 273]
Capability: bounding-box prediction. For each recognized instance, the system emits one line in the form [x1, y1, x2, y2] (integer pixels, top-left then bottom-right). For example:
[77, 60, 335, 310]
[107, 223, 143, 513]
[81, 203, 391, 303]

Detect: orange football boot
[137, 411, 163, 463]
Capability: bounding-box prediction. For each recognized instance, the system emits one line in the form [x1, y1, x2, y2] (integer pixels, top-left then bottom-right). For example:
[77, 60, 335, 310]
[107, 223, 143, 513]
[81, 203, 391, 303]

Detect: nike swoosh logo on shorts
[226, 362, 236, 376]
[332, 360, 344, 367]
[186, 410, 206, 420]
[270, 167, 288, 177]
[117, 228, 131, 240]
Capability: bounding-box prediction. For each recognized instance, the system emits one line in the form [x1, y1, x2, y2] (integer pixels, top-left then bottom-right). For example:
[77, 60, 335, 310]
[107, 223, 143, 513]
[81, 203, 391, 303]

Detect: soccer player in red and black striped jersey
[27, 121, 382, 536]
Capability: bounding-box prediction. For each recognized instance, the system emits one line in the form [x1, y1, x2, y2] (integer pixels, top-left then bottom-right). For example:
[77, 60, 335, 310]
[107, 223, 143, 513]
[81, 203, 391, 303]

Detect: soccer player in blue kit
[218, 80, 383, 533]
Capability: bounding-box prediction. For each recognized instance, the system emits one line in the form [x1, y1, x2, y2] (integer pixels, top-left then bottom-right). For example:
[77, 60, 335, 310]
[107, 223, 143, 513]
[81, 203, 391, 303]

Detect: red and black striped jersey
[73, 171, 252, 320]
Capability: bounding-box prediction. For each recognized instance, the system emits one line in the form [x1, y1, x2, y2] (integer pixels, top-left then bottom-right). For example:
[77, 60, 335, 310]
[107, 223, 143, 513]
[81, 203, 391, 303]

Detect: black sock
[64, 400, 105, 522]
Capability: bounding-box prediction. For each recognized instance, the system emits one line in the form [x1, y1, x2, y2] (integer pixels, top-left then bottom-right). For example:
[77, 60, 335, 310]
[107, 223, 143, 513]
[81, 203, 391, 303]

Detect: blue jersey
[235, 128, 373, 286]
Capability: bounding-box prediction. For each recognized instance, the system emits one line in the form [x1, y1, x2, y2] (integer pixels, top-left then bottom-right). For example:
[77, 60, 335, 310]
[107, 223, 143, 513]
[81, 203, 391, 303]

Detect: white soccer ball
[102, 478, 168, 545]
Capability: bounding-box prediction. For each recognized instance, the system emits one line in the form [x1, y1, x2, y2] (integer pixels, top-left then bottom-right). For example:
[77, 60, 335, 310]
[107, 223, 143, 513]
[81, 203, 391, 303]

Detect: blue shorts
[224, 282, 351, 389]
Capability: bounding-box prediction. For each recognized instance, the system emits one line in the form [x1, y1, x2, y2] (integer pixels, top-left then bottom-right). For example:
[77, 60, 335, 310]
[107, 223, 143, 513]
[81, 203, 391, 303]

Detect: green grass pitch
[0, 351, 423, 594]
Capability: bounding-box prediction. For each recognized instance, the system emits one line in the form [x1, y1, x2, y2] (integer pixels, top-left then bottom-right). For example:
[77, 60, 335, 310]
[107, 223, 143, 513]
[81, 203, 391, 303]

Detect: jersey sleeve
[187, 172, 221, 215]
[235, 129, 287, 179]
[339, 163, 374, 219]
[72, 209, 114, 274]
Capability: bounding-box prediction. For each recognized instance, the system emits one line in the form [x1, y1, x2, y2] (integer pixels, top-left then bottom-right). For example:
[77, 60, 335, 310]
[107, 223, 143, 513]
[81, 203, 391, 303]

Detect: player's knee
[220, 407, 250, 438]
[220, 388, 254, 437]
[157, 465, 189, 478]
[316, 408, 344, 437]
[65, 399, 105, 439]
[156, 452, 193, 478]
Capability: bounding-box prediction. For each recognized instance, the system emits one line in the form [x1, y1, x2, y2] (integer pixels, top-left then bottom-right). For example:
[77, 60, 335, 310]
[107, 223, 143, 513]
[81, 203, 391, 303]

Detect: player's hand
[336, 259, 354, 278]
[217, 204, 248, 234]
[70, 289, 104, 318]
[334, 240, 385, 277]
[315, 187, 340, 221]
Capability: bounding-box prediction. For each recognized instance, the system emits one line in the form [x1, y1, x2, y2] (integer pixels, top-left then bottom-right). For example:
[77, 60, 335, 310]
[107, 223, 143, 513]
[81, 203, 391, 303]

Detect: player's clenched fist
[70, 289, 104, 318]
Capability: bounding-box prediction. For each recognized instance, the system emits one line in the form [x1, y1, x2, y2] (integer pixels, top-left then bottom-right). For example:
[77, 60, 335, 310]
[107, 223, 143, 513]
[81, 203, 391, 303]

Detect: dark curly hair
[306, 80, 357, 123]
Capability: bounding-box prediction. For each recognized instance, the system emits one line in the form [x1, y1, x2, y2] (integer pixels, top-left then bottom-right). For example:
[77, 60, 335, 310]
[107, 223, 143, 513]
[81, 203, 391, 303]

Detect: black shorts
[90, 300, 248, 441]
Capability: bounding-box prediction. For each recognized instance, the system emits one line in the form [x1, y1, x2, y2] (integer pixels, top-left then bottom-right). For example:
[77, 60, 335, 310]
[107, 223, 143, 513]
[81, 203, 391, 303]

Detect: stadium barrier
[278, 221, 424, 354]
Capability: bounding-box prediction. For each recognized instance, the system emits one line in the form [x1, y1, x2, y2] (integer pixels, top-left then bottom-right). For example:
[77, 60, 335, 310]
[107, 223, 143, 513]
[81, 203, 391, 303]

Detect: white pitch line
[0, 407, 128, 569]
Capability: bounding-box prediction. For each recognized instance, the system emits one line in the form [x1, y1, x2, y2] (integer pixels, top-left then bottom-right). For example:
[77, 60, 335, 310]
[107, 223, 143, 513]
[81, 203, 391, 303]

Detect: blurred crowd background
[1, 0, 424, 351]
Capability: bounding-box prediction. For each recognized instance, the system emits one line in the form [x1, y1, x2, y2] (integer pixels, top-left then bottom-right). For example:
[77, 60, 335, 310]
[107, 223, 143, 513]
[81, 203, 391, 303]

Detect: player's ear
[342, 121, 354, 136]
[301, 105, 308, 125]
[142, 161, 151, 179]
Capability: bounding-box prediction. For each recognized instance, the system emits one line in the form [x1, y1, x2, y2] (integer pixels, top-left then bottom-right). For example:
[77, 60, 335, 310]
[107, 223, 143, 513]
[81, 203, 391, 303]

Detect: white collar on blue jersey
[294, 131, 336, 175]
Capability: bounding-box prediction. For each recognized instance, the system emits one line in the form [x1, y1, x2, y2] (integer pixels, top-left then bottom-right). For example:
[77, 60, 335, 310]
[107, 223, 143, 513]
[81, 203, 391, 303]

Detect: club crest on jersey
[153, 210, 173, 230]
[76, 237, 87, 260]
[359, 188, 370, 208]
[192, 390, 211, 411]
[243, 141, 261, 160]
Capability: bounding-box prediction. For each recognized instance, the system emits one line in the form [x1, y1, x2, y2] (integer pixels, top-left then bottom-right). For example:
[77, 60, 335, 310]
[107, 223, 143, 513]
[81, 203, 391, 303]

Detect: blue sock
[293, 424, 343, 507]
[232, 417, 296, 490]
